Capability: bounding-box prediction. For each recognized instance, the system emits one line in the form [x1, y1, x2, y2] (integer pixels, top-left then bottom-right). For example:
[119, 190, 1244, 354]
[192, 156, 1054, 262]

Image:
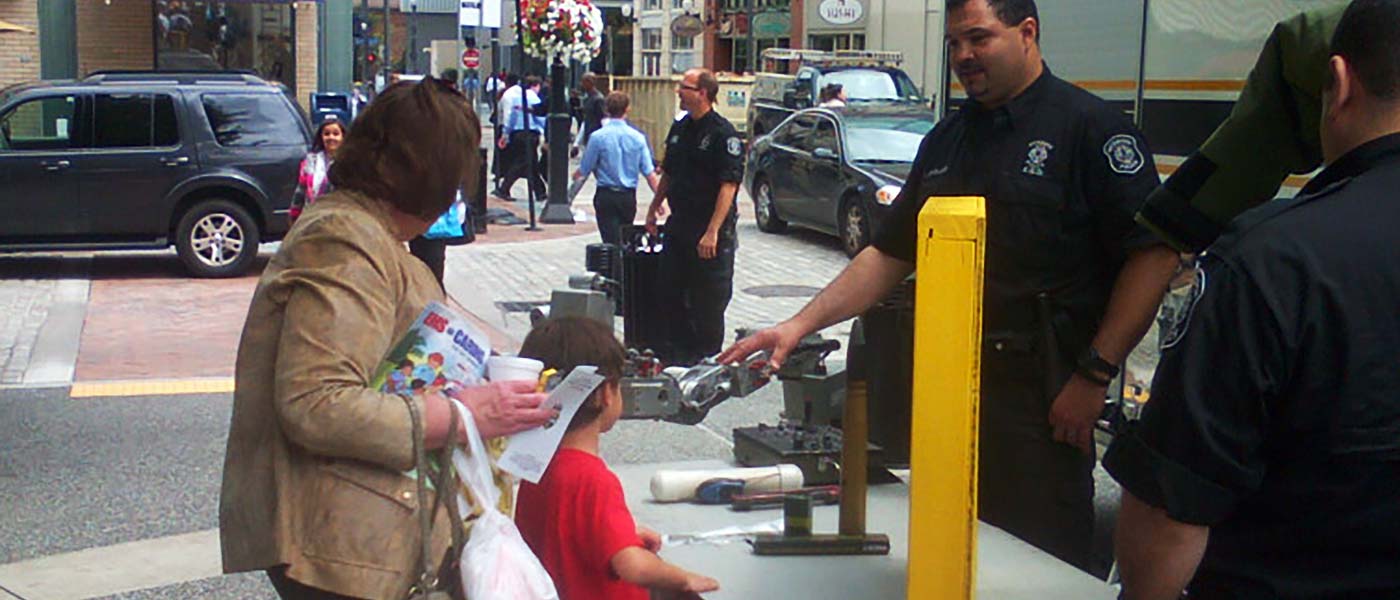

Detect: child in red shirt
[515, 317, 720, 600]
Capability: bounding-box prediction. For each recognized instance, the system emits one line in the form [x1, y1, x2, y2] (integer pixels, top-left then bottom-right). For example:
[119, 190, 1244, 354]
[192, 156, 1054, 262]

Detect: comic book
[370, 301, 491, 397]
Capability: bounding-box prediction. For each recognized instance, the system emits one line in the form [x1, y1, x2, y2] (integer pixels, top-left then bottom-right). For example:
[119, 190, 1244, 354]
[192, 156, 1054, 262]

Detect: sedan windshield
[844, 116, 935, 163]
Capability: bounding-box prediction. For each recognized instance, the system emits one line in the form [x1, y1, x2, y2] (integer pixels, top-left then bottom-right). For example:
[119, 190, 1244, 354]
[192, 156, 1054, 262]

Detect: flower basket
[518, 0, 604, 63]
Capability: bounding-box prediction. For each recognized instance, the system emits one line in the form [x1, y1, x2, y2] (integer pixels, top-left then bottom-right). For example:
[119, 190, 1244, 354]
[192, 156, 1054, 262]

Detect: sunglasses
[677, 83, 702, 92]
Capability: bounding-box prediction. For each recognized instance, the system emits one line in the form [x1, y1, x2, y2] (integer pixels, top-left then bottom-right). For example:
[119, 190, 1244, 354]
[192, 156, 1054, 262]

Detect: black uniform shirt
[872, 68, 1158, 335]
[1104, 133, 1400, 598]
[662, 109, 745, 241]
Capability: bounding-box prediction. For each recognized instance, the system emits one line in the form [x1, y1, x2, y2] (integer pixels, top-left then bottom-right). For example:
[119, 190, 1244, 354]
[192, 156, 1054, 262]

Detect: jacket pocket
[301, 463, 420, 572]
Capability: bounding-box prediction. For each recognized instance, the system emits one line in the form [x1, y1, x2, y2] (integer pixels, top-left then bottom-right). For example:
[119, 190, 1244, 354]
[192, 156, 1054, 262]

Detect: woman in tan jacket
[219, 79, 553, 600]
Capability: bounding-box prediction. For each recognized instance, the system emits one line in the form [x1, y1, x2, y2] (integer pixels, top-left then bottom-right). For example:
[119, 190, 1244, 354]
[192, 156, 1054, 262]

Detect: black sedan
[744, 105, 937, 257]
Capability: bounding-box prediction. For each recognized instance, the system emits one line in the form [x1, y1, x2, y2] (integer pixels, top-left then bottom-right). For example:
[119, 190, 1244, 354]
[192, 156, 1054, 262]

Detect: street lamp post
[538, 54, 575, 224]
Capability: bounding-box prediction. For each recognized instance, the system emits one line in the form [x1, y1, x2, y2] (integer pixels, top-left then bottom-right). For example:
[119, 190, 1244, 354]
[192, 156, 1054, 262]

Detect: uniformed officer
[720, 0, 1173, 570]
[1106, 2, 1400, 597]
[645, 68, 744, 366]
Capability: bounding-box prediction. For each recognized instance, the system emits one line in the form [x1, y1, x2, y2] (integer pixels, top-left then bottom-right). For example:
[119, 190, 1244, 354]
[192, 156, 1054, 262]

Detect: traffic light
[366, 52, 378, 64]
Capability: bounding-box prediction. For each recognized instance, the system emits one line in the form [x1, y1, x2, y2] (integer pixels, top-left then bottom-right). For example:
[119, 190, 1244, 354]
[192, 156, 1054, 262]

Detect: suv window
[201, 93, 302, 147]
[0, 95, 79, 151]
[94, 93, 179, 148]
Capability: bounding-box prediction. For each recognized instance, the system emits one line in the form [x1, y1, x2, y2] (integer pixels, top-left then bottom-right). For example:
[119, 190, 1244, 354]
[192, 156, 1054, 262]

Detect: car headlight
[875, 185, 902, 206]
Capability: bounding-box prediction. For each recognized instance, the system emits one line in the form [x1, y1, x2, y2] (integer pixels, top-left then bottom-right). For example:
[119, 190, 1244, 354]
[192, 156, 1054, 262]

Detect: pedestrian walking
[720, 0, 1168, 571]
[645, 68, 744, 366]
[1108, 3, 1400, 597]
[573, 91, 660, 245]
[496, 75, 546, 203]
[219, 78, 553, 600]
[568, 73, 611, 201]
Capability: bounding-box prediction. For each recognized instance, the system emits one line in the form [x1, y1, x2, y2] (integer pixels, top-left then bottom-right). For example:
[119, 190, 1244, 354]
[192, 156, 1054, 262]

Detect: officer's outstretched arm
[718, 247, 913, 369]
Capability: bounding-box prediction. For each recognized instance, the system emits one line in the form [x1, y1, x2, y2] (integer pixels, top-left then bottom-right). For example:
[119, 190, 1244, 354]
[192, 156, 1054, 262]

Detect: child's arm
[611, 547, 719, 594]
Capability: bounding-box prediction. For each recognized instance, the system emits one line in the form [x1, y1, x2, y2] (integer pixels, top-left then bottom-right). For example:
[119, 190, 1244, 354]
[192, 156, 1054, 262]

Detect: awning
[0, 19, 35, 34]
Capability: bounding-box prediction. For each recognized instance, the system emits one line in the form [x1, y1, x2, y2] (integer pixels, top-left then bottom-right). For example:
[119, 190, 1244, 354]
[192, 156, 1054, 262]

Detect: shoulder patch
[1160, 264, 1206, 349]
[1103, 134, 1144, 175]
[727, 137, 743, 156]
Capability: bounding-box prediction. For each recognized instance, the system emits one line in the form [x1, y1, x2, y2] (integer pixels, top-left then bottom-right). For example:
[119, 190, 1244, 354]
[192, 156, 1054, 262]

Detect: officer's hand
[717, 322, 803, 372]
[645, 202, 665, 235]
[697, 230, 719, 259]
[1048, 374, 1106, 456]
[496, 135, 508, 150]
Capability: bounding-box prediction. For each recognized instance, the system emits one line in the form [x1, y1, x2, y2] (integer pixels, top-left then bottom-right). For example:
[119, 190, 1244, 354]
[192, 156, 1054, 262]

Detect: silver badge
[699, 134, 712, 150]
[1160, 265, 1206, 349]
[727, 137, 743, 156]
[1103, 134, 1144, 175]
[1022, 140, 1053, 177]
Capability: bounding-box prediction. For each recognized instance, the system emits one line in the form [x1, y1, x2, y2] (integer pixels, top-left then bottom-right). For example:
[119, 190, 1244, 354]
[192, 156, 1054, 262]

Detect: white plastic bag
[450, 401, 560, 600]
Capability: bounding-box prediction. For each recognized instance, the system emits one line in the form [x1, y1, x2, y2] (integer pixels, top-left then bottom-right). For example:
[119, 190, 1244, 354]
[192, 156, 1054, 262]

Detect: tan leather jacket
[220, 191, 461, 599]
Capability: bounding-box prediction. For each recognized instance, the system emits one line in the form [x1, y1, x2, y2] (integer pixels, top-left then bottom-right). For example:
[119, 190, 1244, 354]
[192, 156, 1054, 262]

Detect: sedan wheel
[840, 198, 871, 258]
[754, 178, 787, 233]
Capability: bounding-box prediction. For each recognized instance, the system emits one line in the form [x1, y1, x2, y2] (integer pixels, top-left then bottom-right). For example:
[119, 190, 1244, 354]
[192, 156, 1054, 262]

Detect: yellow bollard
[907, 196, 986, 599]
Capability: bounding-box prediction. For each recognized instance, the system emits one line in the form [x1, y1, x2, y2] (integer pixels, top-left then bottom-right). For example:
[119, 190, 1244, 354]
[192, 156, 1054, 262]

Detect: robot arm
[621, 333, 841, 425]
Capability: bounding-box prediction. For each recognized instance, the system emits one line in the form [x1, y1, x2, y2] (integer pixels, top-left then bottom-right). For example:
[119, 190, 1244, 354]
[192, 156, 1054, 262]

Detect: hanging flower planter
[518, 0, 605, 63]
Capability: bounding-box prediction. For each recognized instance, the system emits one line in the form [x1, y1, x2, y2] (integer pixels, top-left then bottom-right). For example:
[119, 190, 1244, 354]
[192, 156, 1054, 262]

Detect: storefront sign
[751, 11, 791, 38]
[818, 0, 863, 26]
[671, 14, 704, 39]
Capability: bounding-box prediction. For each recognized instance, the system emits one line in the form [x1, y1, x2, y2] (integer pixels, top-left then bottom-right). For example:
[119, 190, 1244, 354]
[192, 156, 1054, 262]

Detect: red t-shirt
[516, 448, 648, 600]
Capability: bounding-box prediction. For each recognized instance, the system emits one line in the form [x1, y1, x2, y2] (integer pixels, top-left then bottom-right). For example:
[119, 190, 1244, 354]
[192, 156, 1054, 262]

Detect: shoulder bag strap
[401, 393, 436, 596]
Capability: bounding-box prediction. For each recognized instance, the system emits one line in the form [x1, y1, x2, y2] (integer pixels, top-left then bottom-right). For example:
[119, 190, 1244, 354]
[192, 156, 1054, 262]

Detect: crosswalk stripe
[68, 378, 235, 398]
[0, 529, 221, 599]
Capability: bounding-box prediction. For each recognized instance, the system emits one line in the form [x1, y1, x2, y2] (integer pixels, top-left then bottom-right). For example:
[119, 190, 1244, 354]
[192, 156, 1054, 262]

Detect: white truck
[746, 49, 927, 139]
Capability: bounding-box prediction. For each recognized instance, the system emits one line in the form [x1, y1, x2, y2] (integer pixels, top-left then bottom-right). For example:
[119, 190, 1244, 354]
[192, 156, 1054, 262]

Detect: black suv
[0, 71, 309, 277]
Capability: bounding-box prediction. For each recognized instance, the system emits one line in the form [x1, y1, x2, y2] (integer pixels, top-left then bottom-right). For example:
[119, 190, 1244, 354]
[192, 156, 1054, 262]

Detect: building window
[642, 53, 662, 76]
[671, 52, 696, 74]
[809, 33, 865, 51]
[672, 0, 685, 8]
[645, 0, 662, 10]
[642, 28, 663, 50]
[673, 34, 695, 51]
[154, 3, 296, 96]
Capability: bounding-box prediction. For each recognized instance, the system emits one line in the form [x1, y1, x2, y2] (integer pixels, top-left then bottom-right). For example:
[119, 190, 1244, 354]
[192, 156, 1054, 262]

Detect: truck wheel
[754, 177, 787, 234]
[175, 199, 261, 278]
[839, 197, 870, 258]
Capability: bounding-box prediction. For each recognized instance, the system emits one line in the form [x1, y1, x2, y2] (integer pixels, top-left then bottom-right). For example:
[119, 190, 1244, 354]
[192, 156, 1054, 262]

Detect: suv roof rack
[760, 49, 904, 70]
[82, 70, 270, 86]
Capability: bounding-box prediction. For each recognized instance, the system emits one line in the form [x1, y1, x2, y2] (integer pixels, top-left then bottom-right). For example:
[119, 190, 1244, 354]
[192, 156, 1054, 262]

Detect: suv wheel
[754, 177, 787, 234]
[175, 199, 260, 278]
[839, 197, 871, 258]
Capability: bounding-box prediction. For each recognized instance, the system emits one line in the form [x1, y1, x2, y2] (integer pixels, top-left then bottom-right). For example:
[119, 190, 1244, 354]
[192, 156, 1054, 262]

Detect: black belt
[597, 186, 636, 193]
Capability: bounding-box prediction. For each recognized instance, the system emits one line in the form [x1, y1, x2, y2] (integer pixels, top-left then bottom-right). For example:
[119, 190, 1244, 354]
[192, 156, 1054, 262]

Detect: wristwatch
[1075, 346, 1119, 386]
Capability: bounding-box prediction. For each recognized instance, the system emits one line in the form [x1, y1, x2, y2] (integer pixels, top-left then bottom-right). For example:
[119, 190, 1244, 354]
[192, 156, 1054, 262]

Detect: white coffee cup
[486, 355, 545, 383]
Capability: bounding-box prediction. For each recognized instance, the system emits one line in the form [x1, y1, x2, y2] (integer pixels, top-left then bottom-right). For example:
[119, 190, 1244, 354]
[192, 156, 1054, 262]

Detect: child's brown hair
[518, 317, 626, 431]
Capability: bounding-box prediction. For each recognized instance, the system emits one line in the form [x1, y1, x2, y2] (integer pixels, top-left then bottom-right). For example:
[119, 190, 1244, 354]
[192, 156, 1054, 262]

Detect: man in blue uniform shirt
[1107, 2, 1400, 597]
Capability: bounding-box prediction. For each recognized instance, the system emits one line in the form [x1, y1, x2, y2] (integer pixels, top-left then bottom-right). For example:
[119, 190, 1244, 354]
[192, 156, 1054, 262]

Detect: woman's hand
[448, 380, 555, 440]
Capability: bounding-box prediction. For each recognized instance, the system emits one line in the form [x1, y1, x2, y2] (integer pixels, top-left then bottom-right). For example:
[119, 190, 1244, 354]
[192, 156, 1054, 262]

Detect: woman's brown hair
[329, 77, 481, 220]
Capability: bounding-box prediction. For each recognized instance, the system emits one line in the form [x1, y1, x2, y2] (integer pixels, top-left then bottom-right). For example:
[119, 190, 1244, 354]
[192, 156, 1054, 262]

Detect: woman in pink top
[288, 118, 346, 225]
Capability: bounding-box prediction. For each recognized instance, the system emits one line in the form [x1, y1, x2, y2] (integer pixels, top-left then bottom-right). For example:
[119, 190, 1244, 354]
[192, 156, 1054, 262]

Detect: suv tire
[175, 199, 260, 278]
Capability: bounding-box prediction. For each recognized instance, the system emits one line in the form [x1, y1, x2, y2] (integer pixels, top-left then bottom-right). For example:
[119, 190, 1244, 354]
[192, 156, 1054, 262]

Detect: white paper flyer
[497, 366, 605, 483]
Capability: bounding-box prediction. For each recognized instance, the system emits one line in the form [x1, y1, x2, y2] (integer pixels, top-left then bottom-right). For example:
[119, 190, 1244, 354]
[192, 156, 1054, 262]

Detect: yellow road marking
[69, 378, 235, 398]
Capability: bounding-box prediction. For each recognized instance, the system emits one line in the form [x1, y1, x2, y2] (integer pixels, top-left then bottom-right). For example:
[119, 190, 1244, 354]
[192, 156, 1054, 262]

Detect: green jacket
[1135, 6, 1342, 253]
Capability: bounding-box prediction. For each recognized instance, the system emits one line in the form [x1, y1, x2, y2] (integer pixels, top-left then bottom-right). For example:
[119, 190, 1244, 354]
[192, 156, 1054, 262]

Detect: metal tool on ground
[751, 320, 891, 556]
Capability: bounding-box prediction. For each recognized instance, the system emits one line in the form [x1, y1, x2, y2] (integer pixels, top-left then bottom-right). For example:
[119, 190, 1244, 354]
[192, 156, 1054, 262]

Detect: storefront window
[154, 1, 297, 96]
